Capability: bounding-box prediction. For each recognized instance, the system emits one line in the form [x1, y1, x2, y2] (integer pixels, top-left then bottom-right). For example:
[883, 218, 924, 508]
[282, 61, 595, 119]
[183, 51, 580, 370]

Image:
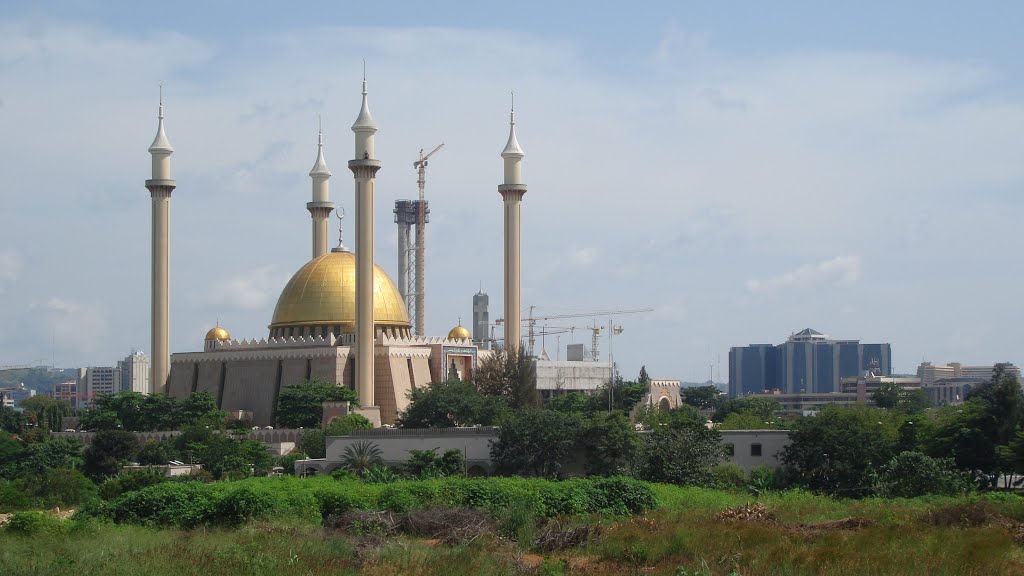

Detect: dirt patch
[922, 503, 1007, 528]
[796, 517, 875, 533]
[0, 514, 11, 527]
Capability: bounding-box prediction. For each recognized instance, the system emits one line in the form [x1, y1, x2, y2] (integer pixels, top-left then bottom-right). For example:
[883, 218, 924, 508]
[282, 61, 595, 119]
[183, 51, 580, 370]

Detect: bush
[5, 511, 67, 534]
[875, 451, 972, 498]
[99, 481, 216, 528]
[377, 485, 418, 513]
[210, 486, 277, 526]
[98, 470, 168, 500]
[34, 467, 97, 508]
[711, 464, 747, 489]
[0, 480, 35, 511]
[588, 476, 659, 515]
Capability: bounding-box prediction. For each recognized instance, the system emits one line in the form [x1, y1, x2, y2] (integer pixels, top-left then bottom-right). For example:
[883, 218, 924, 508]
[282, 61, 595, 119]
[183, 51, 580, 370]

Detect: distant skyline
[1, 1, 1023, 382]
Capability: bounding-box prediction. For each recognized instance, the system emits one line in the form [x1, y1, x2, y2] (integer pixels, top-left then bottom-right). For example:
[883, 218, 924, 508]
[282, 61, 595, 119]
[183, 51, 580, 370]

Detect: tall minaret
[308, 119, 334, 259]
[349, 68, 381, 413]
[499, 95, 526, 352]
[146, 86, 176, 394]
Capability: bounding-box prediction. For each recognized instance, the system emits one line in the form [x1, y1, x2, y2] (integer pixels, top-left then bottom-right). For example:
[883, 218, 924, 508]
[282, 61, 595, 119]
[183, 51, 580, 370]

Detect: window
[751, 443, 762, 457]
[724, 443, 735, 457]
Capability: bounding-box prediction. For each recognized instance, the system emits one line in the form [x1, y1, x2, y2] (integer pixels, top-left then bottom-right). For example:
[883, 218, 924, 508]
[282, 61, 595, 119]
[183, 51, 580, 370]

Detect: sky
[1, 1, 1023, 382]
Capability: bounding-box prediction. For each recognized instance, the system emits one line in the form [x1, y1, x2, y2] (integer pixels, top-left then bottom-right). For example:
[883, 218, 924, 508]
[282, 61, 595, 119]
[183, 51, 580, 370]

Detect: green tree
[276, 379, 359, 429]
[634, 406, 725, 486]
[18, 437, 84, 478]
[546, 392, 594, 414]
[681, 385, 721, 411]
[781, 405, 898, 497]
[593, 379, 648, 413]
[719, 411, 783, 430]
[490, 410, 582, 478]
[135, 440, 176, 465]
[638, 365, 651, 385]
[340, 441, 384, 478]
[83, 430, 139, 481]
[874, 451, 971, 498]
[476, 347, 540, 409]
[922, 400, 999, 481]
[712, 396, 779, 422]
[580, 411, 641, 475]
[172, 426, 270, 479]
[0, 406, 25, 433]
[20, 396, 74, 432]
[965, 364, 1024, 446]
[397, 379, 509, 428]
[299, 414, 374, 458]
[871, 382, 901, 409]
[0, 431, 25, 480]
[403, 447, 465, 479]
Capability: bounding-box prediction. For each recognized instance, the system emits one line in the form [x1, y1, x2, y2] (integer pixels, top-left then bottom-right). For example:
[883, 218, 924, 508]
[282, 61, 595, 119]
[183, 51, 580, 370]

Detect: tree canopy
[275, 379, 359, 429]
[397, 379, 509, 428]
[475, 347, 540, 409]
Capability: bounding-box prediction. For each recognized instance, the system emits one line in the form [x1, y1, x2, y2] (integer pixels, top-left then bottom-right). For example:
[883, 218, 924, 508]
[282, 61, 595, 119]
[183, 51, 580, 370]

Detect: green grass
[3, 479, 1024, 575]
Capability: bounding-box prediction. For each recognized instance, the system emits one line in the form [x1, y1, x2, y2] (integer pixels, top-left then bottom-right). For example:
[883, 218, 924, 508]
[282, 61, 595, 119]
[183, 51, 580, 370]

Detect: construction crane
[521, 306, 654, 358]
[410, 143, 444, 336]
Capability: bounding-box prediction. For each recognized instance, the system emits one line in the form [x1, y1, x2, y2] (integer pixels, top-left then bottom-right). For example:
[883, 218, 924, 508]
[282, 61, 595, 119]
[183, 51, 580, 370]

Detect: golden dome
[448, 324, 471, 340]
[270, 251, 410, 332]
[205, 326, 231, 341]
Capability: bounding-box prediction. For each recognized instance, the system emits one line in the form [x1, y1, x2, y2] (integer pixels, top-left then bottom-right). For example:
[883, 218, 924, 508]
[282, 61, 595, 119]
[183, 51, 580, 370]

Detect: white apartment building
[118, 351, 151, 394]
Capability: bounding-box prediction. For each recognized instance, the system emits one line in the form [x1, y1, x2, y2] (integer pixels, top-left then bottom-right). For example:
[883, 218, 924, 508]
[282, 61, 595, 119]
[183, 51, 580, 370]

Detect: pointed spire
[331, 207, 350, 252]
[149, 83, 174, 154]
[351, 60, 377, 132]
[309, 115, 332, 177]
[501, 91, 523, 158]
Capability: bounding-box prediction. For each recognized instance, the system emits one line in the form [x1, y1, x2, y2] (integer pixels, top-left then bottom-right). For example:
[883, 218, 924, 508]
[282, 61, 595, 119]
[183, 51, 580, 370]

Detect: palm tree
[341, 441, 384, 478]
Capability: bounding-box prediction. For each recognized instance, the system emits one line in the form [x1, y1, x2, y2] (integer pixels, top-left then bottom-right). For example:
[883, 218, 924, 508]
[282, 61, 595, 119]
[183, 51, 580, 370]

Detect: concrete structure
[729, 328, 892, 396]
[393, 199, 421, 328]
[307, 125, 334, 259]
[77, 366, 121, 408]
[146, 88, 176, 395]
[839, 373, 922, 403]
[916, 362, 1021, 405]
[751, 391, 860, 416]
[118, 351, 151, 394]
[499, 97, 526, 351]
[719, 430, 791, 473]
[916, 361, 1020, 387]
[0, 390, 13, 409]
[473, 290, 489, 345]
[51, 381, 79, 409]
[534, 359, 613, 398]
[647, 379, 682, 411]
[349, 71, 382, 424]
[295, 427, 793, 476]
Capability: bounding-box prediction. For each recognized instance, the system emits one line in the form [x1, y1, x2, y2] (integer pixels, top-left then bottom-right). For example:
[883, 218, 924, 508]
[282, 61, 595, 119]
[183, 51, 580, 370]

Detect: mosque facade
[155, 74, 523, 427]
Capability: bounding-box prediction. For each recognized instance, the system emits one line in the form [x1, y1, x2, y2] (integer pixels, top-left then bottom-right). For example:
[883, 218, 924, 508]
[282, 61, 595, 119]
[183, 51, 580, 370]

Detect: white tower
[499, 95, 526, 352]
[308, 121, 334, 259]
[146, 86, 176, 394]
[349, 69, 381, 417]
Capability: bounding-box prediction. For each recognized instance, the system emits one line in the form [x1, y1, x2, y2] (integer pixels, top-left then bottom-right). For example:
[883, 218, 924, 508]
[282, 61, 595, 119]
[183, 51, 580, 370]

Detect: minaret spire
[146, 84, 177, 395]
[308, 115, 334, 258]
[349, 65, 383, 426]
[499, 92, 527, 353]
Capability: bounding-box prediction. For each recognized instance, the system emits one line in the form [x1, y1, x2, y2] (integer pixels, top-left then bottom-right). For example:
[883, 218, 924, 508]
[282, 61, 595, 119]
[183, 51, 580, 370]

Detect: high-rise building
[472, 290, 489, 344]
[118, 351, 151, 394]
[78, 366, 121, 408]
[51, 381, 79, 410]
[729, 328, 892, 396]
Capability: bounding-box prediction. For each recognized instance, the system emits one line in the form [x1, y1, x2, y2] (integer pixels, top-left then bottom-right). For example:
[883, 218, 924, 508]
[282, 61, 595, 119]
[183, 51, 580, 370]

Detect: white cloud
[0, 248, 20, 293]
[207, 266, 290, 311]
[746, 256, 862, 294]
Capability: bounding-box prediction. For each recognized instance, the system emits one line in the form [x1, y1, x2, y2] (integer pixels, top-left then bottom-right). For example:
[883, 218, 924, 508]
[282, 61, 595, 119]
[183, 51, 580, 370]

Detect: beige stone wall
[411, 357, 432, 388]
[167, 362, 196, 400]
[280, 358, 308, 390]
[196, 362, 223, 399]
[222, 359, 280, 427]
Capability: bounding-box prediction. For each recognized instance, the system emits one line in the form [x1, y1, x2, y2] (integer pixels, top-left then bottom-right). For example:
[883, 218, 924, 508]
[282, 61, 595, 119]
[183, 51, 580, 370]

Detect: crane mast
[520, 306, 654, 359]
[396, 143, 444, 336]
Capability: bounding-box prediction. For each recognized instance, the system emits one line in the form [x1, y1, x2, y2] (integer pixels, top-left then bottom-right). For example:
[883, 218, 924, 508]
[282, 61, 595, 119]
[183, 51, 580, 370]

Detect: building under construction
[394, 144, 443, 336]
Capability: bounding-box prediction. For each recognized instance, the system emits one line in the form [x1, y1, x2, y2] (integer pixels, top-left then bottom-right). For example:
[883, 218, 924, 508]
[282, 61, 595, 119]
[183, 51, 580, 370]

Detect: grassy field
[2, 481, 1023, 575]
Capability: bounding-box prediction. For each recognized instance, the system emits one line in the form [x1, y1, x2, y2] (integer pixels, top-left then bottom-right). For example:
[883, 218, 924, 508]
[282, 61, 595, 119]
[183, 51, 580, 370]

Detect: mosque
[148, 74, 528, 427]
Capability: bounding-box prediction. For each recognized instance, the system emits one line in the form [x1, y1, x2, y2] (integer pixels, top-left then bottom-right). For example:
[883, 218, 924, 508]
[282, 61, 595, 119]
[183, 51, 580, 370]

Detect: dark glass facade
[729, 332, 891, 396]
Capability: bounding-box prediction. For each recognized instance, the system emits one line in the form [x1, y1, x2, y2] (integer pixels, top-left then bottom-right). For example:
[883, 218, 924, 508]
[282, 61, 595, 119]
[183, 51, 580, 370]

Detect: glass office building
[729, 329, 891, 396]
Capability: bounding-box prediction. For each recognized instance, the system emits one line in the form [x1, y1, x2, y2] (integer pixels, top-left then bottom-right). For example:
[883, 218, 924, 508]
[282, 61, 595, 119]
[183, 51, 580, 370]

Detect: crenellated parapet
[211, 333, 338, 350]
[378, 332, 474, 347]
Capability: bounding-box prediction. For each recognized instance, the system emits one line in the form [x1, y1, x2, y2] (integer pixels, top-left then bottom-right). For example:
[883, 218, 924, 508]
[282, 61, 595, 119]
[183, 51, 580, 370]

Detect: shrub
[35, 467, 97, 508]
[5, 511, 66, 534]
[377, 485, 418, 513]
[875, 452, 972, 498]
[100, 481, 216, 528]
[0, 480, 35, 511]
[588, 476, 659, 515]
[98, 470, 168, 500]
[210, 486, 277, 526]
[710, 464, 747, 490]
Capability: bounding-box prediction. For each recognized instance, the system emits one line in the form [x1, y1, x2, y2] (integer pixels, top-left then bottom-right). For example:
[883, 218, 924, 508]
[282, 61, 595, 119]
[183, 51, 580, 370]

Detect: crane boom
[522, 306, 654, 357]
[409, 143, 444, 336]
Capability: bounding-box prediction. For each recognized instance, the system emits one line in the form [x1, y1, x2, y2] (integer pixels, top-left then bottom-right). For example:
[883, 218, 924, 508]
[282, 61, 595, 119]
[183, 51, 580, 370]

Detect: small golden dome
[448, 324, 471, 340]
[270, 251, 410, 332]
[205, 326, 231, 341]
